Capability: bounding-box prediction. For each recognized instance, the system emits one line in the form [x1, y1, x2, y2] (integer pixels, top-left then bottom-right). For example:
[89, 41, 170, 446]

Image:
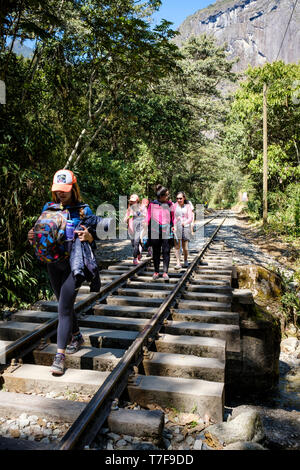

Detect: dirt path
[94, 239, 133, 268]
[231, 211, 299, 274]
[213, 211, 298, 279]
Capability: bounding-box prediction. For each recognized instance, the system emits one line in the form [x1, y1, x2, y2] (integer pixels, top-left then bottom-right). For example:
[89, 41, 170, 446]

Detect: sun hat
[129, 194, 139, 202]
[52, 169, 77, 192]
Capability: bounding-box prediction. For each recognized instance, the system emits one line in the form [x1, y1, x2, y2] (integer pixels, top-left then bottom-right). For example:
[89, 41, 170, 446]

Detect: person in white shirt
[173, 192, 194, 269]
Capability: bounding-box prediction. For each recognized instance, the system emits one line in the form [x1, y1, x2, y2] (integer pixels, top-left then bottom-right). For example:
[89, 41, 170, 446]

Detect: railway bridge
[0, 213, 281, 450]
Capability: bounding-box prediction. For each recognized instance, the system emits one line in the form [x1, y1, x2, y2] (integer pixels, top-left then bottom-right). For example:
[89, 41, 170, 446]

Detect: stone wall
[225, 284, 281, 397]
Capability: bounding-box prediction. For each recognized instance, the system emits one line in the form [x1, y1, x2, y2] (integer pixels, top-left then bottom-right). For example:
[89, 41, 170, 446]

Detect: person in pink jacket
[173, 191, 194, 269]
[147, 186, 174, 281]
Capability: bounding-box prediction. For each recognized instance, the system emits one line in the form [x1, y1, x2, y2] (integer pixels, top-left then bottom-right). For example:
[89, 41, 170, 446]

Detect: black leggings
[151, 238, 171, 273]
[129, 221, 142, 259]
[131, 239, 141, 258]
[47, 259, 79, 350]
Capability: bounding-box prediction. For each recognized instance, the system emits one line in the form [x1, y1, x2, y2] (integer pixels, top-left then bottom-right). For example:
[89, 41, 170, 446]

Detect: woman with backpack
[173, 191, 194, 269]
[28, 169, 98, 376]
[147, 186, 174, 281]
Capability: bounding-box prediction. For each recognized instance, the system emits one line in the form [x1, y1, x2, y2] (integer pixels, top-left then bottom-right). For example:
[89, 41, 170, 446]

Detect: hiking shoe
[133, 258, 139, 265]
[50, 353, 65, 376]
[162, 273, 169, 281]
[152, 272, 160, 280]
[175, 264, 181, 270]
[66, 333, 84, 354]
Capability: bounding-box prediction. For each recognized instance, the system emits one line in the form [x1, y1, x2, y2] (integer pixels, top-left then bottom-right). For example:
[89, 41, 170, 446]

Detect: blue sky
[151, 1, 214, 30]
[13, 1, 215, 50]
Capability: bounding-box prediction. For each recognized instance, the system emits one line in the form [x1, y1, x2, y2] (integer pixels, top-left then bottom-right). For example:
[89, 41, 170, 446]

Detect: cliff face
[175, 0, 300, 71]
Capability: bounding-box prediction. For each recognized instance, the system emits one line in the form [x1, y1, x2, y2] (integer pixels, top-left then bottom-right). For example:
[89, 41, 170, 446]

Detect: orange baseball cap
[52, 169, 77, 192]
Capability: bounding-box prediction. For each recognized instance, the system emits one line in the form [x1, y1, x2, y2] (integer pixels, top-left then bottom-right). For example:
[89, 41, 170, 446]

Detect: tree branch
[71, 115, 111, 168]
[21, 0, 66, 103]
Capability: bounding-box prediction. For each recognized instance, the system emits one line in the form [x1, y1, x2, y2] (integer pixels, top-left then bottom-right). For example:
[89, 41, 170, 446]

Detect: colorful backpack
[32, 203, 70, 263]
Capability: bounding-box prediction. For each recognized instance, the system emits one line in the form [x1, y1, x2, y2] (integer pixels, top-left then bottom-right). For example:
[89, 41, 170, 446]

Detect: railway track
[0, 214, 238, 450]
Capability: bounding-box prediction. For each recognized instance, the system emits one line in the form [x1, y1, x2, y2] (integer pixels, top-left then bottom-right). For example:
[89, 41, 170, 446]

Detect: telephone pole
[263, 83, 268, 225]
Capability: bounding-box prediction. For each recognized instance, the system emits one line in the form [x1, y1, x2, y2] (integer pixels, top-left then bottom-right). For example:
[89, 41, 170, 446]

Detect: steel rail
[0, 216, 217, 364]
[0, 257, 151, 364]
[58, 216, 226, 450]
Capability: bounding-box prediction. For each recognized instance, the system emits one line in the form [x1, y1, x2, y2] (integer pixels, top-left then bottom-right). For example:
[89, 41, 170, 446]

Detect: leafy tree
[228, 62, 300, 188]
[163, 34, 236, 201]
[0, 0, 181, 308]
[222, 61, 300, 233]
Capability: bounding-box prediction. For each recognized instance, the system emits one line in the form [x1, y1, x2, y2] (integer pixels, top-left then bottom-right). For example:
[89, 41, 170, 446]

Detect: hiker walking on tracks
[28, 169, 102, 376]
[147, 186, 174, 281]
[124, 194, 147, 265]
[173, 191, 194, 269]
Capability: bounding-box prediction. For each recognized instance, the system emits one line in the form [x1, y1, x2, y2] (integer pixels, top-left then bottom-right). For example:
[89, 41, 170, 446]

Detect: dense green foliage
[218, 61, 300, 328]
[0, 1, 236, 309]
[221, 61, 300, 236]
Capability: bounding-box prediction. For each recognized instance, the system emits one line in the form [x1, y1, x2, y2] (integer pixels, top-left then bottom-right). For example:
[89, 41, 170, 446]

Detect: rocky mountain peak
[175, 0, 300, 71]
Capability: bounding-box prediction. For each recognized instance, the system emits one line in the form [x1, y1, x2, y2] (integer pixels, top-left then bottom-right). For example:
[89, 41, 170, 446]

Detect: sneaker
[133, 258, 139, 265]
[66, 333, 84, 354]
[137, 254, 142, 261]
[152, 272, 160, 280]
[183, 261, 189, 268]
[162, 273, 169, 281]
[175, 264, 181, 270]
[50, 353, 65, 376]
